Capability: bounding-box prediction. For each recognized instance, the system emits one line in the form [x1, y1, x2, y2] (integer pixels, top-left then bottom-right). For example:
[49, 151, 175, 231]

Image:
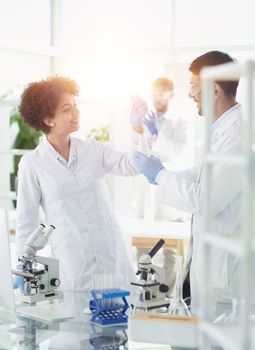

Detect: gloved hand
[13, 264, 25, 293]
[143, 110, 158, 136]
[129, 95, 148, 127]
[132, 151, 165, 184]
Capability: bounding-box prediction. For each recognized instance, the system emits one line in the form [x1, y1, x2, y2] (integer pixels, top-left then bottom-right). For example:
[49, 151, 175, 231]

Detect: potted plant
[87, 126, 110, 142]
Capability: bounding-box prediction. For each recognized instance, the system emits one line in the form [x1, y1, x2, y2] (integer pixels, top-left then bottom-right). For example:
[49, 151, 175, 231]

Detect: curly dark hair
[19, 76, 79, 134]
[189, 51, 239, 98]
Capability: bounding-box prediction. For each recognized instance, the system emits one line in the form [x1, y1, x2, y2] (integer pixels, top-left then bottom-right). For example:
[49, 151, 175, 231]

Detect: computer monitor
[0, 209, 16, 312]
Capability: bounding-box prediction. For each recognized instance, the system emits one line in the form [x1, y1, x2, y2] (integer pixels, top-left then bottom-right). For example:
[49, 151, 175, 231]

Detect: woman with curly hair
[15, 76, 138, 291]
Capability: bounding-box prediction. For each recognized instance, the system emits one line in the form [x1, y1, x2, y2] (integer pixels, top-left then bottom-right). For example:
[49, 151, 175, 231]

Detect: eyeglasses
[189, 84, 201, 98]
[152, 91, 174, 100]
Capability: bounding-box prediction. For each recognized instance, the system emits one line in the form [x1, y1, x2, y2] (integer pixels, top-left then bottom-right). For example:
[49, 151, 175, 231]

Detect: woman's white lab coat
[156, 104, 243, 308]
[16, 137, 137, 290]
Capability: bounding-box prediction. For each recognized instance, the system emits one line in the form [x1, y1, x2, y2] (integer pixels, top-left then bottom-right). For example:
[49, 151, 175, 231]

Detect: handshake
[129, 95, 158, 136]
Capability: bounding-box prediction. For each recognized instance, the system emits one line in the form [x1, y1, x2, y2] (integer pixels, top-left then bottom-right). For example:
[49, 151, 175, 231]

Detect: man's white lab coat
[156, 104, 243, 308]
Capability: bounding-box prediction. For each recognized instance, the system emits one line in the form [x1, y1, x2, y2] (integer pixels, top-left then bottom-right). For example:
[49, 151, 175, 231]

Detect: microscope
[131, 239, 170, 311]
[13, 224, 63, 304]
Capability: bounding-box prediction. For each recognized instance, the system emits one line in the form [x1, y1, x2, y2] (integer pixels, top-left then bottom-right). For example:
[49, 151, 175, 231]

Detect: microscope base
[20, 291, 63, 304]
[132, 298, 170, 311]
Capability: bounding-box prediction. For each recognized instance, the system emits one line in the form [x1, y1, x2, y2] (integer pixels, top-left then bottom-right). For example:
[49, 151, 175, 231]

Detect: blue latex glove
[129, 95, 148, 126]
[133, 151, 165, 184]
[143, 111, 158, 136]
[13, 264, 25, 293]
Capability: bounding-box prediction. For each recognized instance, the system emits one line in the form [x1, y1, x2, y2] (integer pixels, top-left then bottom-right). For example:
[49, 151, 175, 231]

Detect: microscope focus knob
[50, 278, 60, 287]
[159, 283, 169, 293]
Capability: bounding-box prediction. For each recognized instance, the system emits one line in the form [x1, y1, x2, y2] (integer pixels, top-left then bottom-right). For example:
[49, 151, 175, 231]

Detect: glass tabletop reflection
[0, 291, 173, 350]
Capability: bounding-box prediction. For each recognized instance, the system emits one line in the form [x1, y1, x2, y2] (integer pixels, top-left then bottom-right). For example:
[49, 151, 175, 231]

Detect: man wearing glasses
[131, 77, 187, 160]
[132, 51, 242, 313]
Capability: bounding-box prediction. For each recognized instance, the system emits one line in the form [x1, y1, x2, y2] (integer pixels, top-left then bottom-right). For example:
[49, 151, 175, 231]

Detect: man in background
[130, 77, 188, 297]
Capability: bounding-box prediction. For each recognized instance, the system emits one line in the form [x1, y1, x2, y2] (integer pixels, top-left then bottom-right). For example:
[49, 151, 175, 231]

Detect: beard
[194, 99, 202, 116]
[154, 102, 168, 115]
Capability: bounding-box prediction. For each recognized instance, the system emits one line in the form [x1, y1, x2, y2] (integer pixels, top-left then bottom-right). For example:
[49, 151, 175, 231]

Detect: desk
[123, 219, 191, 257]
[0, 291, 244, 350]
[0, 291, 174, 350]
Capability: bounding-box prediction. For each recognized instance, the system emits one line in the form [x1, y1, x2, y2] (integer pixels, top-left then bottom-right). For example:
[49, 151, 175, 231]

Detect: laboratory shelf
[201, 60, 255, 81]
[200, 60, 255, 350]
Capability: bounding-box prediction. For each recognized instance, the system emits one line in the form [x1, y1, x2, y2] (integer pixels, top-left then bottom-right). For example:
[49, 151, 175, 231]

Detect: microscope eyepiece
[148, 239, 165, 258]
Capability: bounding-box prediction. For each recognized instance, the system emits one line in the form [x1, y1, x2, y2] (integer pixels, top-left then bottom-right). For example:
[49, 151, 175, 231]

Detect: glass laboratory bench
[0, 291, 175, 350]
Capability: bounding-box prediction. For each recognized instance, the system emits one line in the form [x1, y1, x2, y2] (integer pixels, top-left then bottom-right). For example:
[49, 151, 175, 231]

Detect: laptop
[0, 209, 73, 322]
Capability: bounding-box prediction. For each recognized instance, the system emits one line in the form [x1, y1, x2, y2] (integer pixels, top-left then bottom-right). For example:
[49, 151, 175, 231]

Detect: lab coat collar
[42, 136, 78, 168]
[155, 109, 172, 128]
[211, 103, 241, 143]
[156, 115, 167, 129]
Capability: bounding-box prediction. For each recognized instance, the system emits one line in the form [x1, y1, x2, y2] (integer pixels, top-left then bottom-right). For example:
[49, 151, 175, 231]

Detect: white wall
[62, 0, 173, 49]
[176, 0, 255, 47]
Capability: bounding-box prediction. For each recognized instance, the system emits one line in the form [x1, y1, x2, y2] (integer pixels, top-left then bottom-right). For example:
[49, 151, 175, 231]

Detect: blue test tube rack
[89, 288, 130, 326]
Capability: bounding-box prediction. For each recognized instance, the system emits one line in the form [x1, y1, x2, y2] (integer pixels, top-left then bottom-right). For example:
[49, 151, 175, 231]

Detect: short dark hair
[189, 51, 239, 98]
[19, 76, 79, 134]
[153, 77, 174, 91]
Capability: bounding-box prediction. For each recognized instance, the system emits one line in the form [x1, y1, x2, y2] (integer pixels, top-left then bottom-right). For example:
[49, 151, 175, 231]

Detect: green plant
[87, 126, 110, 142]
[10, 107, 42, 175]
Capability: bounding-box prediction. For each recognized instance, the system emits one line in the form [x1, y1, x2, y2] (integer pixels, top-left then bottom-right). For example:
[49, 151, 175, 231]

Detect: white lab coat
[156, 104, 243, 308]
[16, 137, 138, 291]
[132, 113, 188, 220]
[149, 113, 187, 164]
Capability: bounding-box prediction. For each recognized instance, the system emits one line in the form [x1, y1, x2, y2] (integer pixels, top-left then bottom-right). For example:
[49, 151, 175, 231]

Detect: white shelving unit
[199, 60, 255, 349]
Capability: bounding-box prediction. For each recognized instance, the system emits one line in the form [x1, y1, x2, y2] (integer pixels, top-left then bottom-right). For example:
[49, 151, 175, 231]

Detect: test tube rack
[89, 288, 130, 326]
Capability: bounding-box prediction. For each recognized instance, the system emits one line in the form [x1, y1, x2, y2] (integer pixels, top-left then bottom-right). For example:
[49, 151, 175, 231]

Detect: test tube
[113, 274, 118, 307]
[138, 133, 151, 157]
